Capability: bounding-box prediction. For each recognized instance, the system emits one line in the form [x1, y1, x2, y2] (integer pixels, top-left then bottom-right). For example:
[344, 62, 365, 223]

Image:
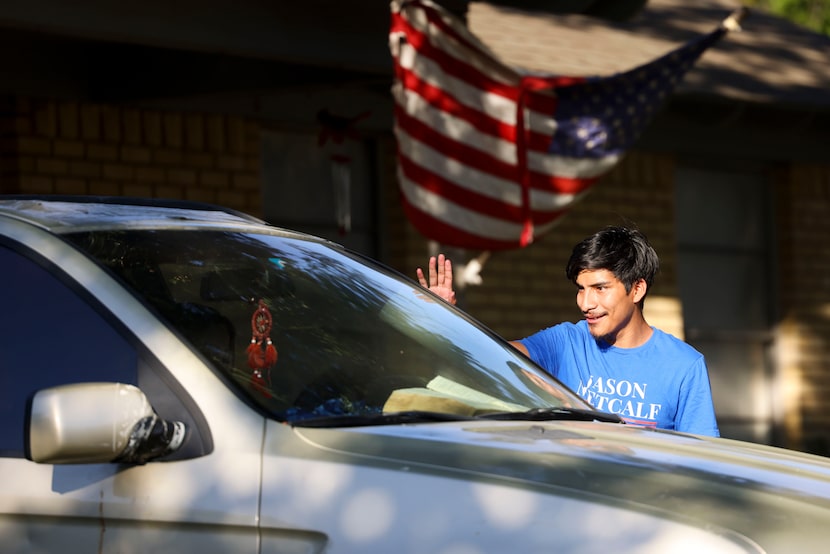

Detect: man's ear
[631, 278, 648, 304]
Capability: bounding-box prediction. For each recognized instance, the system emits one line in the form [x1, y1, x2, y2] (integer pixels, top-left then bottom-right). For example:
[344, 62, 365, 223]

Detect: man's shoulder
[651, 327, 704, 359]
[523, 320, 590, 347]
[548, 320, 590, 338]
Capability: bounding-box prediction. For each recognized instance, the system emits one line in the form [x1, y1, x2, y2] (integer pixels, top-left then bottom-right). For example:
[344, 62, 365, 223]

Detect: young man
[417, 226, 719, 436]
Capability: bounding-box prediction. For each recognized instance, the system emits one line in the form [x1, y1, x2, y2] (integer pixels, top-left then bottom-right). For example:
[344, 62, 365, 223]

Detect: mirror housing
[28, 382, 186, 464]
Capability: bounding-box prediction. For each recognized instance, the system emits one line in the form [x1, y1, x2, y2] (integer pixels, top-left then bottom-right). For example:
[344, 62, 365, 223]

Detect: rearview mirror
[28, 382, 186, 464]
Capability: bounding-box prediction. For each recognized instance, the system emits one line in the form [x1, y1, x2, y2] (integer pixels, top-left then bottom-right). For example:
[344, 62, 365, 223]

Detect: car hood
[294, 419, 830, 550]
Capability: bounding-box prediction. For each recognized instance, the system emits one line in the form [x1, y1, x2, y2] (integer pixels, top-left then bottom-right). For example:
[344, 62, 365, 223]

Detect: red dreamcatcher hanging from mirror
[247, 299, 277, 397]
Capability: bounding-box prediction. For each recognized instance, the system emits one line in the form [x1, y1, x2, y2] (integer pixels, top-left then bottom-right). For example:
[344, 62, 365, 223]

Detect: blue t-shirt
[520, 320, 719, 436]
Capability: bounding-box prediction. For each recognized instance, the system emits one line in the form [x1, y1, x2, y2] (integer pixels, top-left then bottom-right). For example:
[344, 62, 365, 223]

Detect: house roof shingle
[468, 0, 830, 108]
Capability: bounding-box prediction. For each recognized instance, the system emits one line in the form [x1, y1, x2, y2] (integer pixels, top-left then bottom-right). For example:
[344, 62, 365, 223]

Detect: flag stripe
[400, 174, 571, 238]
[395, 60, 566, 160]
[393, 13, 561, 131]
[402, 198, 523, 251]
[401, 189, 569, 251]
[397, 145, 583, 219]
[395, 106, 604, 193]
[394, 104, 518, 180]
[394, 64, 519, 148]
[390, 0, 730, 250]
[391, 7, 519, 90]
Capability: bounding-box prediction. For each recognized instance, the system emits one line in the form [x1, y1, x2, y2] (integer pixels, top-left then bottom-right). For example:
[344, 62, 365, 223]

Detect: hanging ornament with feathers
[247, 299, 277, 397]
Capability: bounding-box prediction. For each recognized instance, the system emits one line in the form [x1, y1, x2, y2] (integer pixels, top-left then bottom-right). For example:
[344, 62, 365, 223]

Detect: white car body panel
[260, 422, 759, 554]
[3, 198, 830, 553]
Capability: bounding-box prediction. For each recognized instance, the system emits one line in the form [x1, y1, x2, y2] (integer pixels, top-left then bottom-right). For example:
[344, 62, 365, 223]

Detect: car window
[66, 229, 588, 423]
[0, 245, 138, 457]
[0, 243, 211, 459]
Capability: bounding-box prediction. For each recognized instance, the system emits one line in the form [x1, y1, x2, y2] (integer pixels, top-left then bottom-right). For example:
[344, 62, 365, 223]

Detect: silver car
[1, 196, 829, 553]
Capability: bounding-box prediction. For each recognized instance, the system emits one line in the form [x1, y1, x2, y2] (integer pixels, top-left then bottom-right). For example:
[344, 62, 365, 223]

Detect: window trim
[0, 236, 213, 461]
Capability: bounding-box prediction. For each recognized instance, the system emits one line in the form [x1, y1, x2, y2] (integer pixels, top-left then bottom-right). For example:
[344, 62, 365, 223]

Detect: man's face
[575, 269, 641, 344]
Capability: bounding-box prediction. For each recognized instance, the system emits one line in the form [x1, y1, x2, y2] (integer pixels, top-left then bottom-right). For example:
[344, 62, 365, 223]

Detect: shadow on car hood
[291, 418, 830, 549]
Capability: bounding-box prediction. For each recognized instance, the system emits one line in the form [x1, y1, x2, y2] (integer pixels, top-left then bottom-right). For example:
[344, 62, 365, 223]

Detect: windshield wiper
[479, 407, 624, 424]
[290, 410, 478, 428]
[290, 407, 624, 428]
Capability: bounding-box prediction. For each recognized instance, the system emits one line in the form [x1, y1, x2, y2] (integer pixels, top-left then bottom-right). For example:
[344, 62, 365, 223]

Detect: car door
[0, 239, 266, 553]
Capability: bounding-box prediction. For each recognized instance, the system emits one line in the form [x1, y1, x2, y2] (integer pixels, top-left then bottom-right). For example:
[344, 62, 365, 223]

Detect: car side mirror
[27, 382, 187, 465]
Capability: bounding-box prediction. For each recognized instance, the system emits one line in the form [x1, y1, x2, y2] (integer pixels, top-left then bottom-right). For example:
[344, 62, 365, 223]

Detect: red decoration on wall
[247, 299, 278, 397]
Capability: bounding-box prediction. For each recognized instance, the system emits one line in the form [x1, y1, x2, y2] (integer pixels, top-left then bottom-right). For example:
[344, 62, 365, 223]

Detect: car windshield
[66, 229, 590, 424]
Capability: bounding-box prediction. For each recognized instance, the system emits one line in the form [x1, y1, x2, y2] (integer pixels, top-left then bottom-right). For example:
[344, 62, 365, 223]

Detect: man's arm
[675, 357, 720, 437]
[510, 340, 529, 356]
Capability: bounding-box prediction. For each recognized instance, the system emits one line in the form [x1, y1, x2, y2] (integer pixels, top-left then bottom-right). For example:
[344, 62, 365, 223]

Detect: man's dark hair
[565, 226, 660, 304]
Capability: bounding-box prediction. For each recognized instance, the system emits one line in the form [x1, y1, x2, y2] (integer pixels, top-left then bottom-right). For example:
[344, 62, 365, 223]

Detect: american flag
[389, 0, 741, 250]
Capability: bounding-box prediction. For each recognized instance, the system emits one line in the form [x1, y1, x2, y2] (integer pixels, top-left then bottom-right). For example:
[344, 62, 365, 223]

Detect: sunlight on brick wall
[643, 296, 684, 341]
[776, 316, 805, 451]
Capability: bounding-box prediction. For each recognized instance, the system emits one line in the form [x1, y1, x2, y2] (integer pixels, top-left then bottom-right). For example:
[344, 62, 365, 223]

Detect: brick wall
[6, 93, 830, 455]
[0, 97, 262, 215]
[774, 162, 830, 454]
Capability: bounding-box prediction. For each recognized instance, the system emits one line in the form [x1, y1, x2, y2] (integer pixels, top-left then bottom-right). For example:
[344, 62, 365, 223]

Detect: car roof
[0, 195, 285, 235]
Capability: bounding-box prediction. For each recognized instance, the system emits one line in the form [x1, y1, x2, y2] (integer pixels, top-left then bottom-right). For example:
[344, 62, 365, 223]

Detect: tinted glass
[67, 230, 588, 423]
[0, 246, 137, 456]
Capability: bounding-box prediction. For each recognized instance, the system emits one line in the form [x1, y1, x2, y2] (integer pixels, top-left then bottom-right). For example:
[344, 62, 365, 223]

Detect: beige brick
[18, 137, 52, 155]
[135, 166, 165, 183]
[199, 170, 229, 188]
[58, 102, 80, 139]
[154, 149, 184, 165]
[185, 114, 205, 151]
[54, 140, 85, 158]
[121, 146, 151, 164]
[87, 143, 119, 161]
[68, 160, 101, 179]
[156, 184, 184, 198]
[122, 183, 155, 198]
[36, 158, 69, 174]
[123, 109, 142, 144]
[54, 177, 88, 195]
[163, 113, 183, 149]
[243, 155, 260, 173]
[185, 188, 217, 203]
[243, 121, 260, 148]
[227, 118, 246, 153]
[232, 174, 260, 190]
[206, 116, 225, 151]
[33, 102, 57, 137]
[102, 164, 135, 181]
[20, 175, 53, 193]
[217, 154, 246, 171]
[80, 105, 100, 141]
[17, 156, 35, 173]
[88, 180, 123, 196]
[143, 112, 162, 147]
[100, 106, 121, 142]
[183, 152, 214, 168]
[167, 168, 197, 186]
